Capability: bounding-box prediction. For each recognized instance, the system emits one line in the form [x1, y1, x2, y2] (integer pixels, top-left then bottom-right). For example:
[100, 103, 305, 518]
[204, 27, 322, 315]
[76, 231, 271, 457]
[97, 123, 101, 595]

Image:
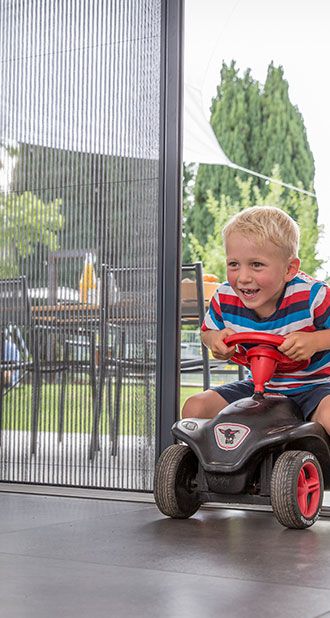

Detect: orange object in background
[203, 273, 220, 300]
[181, 275, 220, 303]
[79, 253, 97, 304]
[203, 273, 219, 282]
[203, 281, 220, 301]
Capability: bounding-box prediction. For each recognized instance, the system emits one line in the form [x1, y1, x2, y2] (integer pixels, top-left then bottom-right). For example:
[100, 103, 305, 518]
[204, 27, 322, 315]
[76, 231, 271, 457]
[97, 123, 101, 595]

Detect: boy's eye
[227, 261, 239, 268]
[252, 262, 264, 268]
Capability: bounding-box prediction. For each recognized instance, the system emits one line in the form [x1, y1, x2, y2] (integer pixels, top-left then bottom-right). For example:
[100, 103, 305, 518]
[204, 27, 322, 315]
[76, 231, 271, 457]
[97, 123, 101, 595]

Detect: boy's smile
[225, 233, 300, 318]
[239, 288, 260, 300]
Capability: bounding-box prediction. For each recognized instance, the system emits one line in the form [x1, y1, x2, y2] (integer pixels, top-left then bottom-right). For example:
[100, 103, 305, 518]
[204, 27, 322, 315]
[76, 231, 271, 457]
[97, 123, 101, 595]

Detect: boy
[182, 206, 330, 435]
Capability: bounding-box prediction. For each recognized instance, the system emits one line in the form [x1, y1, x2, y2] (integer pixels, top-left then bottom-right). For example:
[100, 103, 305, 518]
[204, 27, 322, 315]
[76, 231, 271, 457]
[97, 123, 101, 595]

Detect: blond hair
[222, 206, 300, 258]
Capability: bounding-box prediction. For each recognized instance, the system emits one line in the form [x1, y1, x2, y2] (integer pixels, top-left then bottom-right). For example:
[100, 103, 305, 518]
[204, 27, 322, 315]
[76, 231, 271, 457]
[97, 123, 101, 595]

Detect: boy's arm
[278, 283, 330, 361]
[201, 285, 236, 360]
[278, 330, 330, 361]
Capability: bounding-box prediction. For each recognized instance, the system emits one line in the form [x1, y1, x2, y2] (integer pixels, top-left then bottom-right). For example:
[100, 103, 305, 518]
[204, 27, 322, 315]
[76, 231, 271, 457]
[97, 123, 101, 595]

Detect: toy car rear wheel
[271, 450, 323, 529]
[154, 444, 201, 518]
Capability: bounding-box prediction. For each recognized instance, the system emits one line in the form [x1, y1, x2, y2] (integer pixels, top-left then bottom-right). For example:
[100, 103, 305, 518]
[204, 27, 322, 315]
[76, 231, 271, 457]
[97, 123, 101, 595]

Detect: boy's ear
[285, 257, 300, 281]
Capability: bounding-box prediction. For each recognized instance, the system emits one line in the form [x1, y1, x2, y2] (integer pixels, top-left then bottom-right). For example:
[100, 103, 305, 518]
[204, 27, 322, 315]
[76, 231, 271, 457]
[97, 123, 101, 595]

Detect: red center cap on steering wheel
[223, 333, 309, 394]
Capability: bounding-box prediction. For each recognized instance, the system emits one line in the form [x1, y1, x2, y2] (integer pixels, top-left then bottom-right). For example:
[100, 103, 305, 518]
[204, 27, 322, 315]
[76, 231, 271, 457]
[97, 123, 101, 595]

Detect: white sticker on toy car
[214, 423, 250, 451]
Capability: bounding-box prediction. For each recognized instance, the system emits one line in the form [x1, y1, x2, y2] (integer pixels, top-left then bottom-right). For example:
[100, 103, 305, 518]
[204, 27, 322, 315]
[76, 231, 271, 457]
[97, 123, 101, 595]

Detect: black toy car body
[154, 333, 330, 529]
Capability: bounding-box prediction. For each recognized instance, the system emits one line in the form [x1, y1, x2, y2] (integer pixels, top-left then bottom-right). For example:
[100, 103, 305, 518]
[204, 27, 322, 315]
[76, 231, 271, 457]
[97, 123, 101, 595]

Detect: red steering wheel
[224, 332, 309, 394]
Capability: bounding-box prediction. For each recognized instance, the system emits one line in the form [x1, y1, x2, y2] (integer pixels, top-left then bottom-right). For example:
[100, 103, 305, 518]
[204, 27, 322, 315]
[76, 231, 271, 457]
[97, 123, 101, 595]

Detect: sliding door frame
[156, 0, 184, 458]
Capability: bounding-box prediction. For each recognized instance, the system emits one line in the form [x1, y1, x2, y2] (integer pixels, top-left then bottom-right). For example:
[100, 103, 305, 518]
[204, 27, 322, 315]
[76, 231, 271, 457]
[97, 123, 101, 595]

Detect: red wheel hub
[297, 462, 321, 518]
[224, 332, 309, 394]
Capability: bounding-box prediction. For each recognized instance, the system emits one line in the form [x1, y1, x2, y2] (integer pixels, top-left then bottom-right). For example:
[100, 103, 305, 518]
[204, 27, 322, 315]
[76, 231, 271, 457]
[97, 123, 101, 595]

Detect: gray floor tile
[1, 493, 330, 618]
[0, 492, 145, 533]
[1, 553, 330, 618]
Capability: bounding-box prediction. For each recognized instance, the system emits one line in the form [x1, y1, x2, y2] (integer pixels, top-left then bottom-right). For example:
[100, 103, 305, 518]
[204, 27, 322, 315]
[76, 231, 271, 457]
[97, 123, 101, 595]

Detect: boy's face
[225, 232, 300, 318]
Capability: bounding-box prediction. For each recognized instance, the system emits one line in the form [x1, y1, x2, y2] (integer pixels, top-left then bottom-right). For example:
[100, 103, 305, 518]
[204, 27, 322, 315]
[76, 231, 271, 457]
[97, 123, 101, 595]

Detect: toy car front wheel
[271, 450, 324, 529]
[154, 444, 201, 518]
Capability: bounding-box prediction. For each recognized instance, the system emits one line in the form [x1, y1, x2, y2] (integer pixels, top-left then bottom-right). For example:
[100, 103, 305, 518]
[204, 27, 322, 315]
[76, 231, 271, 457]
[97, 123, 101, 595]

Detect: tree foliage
[184, 61, 317, 263]
[12, 144, 158, 281]
[0, 191, 63, 278]
[182, 163, 197, 263]
[189, 168, 322, 281]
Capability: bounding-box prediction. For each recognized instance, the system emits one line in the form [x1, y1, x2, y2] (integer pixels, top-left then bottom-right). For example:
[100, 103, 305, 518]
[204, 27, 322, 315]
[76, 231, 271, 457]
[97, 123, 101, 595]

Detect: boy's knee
[311, 409, 330, 433]
[311, 395, 330, 428]
[181, 395, 205, 419]
[181, 391, 228, 419]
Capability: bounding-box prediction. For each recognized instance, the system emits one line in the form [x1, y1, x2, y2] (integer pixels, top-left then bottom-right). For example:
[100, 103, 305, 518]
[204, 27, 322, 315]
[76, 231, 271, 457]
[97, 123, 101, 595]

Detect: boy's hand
[277, 332, 319, 361]
[201, 328, 236, 361]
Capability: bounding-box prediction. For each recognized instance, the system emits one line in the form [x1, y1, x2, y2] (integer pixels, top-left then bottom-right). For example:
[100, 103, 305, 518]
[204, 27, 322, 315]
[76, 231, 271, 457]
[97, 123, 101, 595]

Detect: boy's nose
[237, 269, 253, 283]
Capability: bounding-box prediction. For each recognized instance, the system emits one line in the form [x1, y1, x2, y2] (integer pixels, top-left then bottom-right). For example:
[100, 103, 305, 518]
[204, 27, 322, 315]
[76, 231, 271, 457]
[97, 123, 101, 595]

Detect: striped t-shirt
[202, 271, 330, 394]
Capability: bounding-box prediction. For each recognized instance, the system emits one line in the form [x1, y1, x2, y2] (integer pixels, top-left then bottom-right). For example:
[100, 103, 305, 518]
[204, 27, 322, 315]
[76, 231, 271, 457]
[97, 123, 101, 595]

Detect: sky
[185, 0, 330, 277]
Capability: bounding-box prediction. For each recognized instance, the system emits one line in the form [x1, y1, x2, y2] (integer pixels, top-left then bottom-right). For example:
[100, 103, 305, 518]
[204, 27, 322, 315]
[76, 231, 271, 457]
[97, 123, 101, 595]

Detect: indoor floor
[1, 489, 330, 618]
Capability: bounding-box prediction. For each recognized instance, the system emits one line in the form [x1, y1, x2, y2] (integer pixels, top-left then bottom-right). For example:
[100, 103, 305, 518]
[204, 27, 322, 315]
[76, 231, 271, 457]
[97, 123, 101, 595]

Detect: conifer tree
[260, 63, 315, 195]
[183, 61, 316, 262]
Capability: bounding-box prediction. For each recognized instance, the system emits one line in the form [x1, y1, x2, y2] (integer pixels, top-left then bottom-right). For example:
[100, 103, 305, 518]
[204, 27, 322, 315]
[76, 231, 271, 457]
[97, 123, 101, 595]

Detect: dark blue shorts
[211, 380, 330, 421]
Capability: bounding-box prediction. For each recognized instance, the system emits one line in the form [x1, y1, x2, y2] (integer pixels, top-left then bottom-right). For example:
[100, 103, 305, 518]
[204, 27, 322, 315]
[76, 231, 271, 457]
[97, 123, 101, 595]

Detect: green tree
[189, 170, 322, 281]
[184, 61, 316, 262]
[12, 144, 158, 286]
[182, 162, 197, 263]
[261, 63, 315, 191]
[0, 191, 63, 278]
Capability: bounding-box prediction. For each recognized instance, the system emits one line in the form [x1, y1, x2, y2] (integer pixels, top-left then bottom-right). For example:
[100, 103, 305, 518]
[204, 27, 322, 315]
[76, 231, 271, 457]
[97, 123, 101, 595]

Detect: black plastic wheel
[154, 444, 201, 518]
[271, 450, 324, 529]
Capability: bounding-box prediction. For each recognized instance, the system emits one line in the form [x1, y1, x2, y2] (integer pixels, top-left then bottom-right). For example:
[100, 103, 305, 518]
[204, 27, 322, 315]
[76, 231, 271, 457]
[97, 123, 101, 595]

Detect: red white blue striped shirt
[202, 272, 330, 393]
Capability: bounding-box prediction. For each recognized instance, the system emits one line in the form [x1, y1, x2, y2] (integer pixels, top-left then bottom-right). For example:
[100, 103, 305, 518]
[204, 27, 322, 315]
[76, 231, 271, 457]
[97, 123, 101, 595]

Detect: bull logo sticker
[214, 423, 250, 451]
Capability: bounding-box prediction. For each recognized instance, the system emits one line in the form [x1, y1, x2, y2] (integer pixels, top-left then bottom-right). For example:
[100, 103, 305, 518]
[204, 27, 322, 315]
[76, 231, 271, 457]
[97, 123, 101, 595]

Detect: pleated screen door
[0, 0, 181, 490]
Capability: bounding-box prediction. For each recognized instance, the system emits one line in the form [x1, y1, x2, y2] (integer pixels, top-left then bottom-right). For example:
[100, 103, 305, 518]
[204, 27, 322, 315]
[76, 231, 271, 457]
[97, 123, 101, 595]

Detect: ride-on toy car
[154, 333, 330, 529]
